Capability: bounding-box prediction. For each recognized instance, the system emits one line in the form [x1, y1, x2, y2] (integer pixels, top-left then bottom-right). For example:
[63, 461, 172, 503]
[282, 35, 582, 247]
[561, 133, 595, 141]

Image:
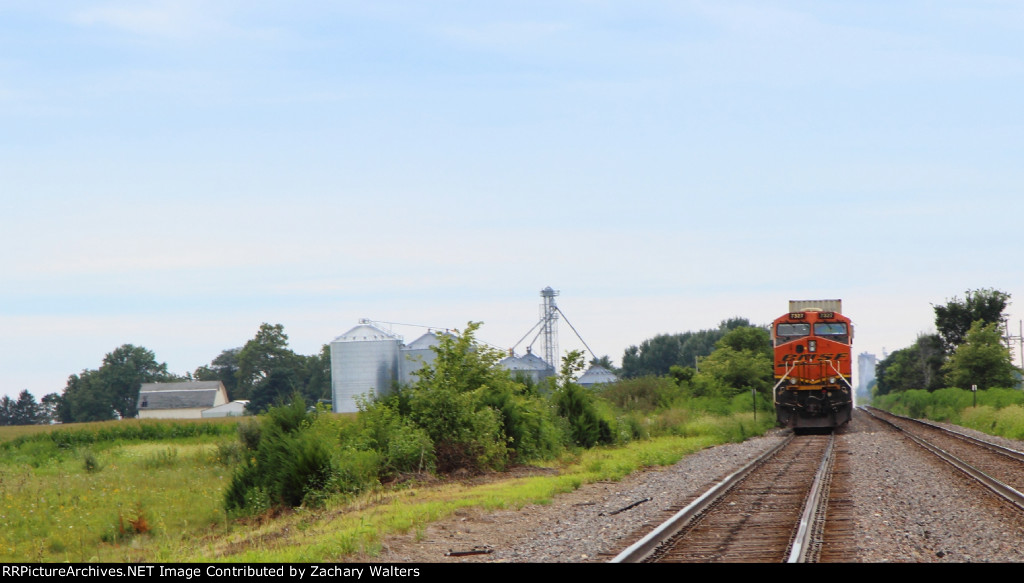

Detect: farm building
[137, 380, 229, 419]
[201, 400, 250, 418]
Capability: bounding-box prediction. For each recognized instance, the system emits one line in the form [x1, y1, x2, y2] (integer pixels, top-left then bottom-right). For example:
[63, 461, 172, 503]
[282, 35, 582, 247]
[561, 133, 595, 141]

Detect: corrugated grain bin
[330, 322, 402, 413]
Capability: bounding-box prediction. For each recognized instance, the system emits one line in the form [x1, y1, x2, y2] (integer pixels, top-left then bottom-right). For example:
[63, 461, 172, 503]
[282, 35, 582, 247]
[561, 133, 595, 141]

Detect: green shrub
[356, 402, 435, 476]
[598, 376, 684, 412]
[81, 450, 102, 473]
[479, 382, 564, 462]
[237, 418, 262, 451]
[212, 440, 246, 466]
[224, 396, 350, 515]
[553, 382, 613, 448]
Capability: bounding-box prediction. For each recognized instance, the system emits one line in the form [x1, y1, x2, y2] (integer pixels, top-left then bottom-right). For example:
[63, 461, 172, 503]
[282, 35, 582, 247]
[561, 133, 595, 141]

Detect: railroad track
[610, 432, 839, 563]
[861, 406, 1024, 512]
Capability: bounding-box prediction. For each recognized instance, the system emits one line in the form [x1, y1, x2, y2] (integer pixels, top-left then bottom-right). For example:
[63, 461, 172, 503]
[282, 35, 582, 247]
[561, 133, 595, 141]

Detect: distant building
[330, 322, 463, 414]
[137, 381, 229, 419]
[329, 320, 569, 413]
[498, 348, 556, 386]
[577, 364, 618, 388]
[201, 400, 250, 418]
[857, 352, 877, 398]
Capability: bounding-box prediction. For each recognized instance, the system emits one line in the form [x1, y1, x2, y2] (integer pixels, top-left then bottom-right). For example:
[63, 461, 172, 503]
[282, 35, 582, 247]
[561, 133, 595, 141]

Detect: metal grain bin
[499, 349, 555, 386]
[400, 331, 452, 386]
[330, 322, 402, 413]
[577, 364, 618, 388]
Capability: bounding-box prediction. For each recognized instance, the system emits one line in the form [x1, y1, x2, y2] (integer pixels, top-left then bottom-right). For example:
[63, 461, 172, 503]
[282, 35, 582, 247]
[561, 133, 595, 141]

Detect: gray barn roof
[138, 381, 226, 410]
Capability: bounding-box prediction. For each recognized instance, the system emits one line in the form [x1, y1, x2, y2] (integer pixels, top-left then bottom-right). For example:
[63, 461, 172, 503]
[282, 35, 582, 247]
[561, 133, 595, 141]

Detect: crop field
[0, 419, 241, 562]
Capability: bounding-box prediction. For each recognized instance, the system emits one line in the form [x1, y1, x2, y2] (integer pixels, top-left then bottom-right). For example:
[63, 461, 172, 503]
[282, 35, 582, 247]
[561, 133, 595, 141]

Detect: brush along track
[611, 432, 837, 563]
[862, 406, 1024, 512]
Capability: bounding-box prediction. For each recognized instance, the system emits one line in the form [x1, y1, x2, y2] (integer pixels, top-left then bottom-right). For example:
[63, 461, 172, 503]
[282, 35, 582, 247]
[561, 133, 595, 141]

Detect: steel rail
[892, 411, 1024, 463]
[609, 434, 795, 563]
[786, 433, 835, 563]
[861, 407, 1024, 513]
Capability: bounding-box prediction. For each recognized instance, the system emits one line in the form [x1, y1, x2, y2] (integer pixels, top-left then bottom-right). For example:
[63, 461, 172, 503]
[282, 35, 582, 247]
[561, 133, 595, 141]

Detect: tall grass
[872, 387, 1024, 441]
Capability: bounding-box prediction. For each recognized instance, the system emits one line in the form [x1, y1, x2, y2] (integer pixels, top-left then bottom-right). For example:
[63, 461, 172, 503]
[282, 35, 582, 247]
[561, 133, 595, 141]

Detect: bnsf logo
[778, 353, 848, 364]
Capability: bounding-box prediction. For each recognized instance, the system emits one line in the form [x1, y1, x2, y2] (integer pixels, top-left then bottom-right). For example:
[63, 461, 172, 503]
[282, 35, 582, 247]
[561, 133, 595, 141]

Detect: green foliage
[193, 348, 242, 401]
[620, 318, 760, 378]
[353, 323, 565, 476]
[942, 321, 1021, 390]
[81, 450, 102, 473]
[355, 399, 435, 476]
[874, 334, 945, 395]
[59, 344, 177, 423]
[0, 390, 43, 426]
[978, 387, 1024, 408]
[688, 325, 772, 400]
[225, 396, 341, 514]
[598, 375, 684, 412]
[403, 323, 515, 472]
[933, 288, 1011, 353]
[874, 388, 1024, 442]
[478, 382, 563, 462]
[553, 352, 614, 448]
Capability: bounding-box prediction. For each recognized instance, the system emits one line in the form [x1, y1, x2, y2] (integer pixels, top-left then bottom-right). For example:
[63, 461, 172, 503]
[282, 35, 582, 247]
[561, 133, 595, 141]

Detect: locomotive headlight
[808, 340, 817, 352]
[829, 377, 836, 383]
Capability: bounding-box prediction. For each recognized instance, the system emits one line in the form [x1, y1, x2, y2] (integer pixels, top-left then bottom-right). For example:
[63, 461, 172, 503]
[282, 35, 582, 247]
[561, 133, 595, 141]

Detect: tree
[873, 334, 945, 395]
[194, 348, 242, 400]
[246, 369, 301, 414]
[0, 391, 40, 426]
[100, 344, 174, 419]
[933, 288, 1011, 353]
[589, 355, 617, 372]
[39, 393, 61, 424]
[942, 321, 1021, 390]
[714, 326, 772, 358]
[58, 344, 175, 422]
[236, 324, 300, 400]
[298, 345, 332, 403]
[620, 318, 758, 378]
[60, 370, 116, 422]
[552, 350, 613, 448]
[691, 327, 773, 398]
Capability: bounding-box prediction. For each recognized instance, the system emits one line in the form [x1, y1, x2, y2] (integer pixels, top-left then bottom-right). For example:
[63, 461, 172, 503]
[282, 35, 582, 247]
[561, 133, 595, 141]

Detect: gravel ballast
[369, 410, 1024, 563]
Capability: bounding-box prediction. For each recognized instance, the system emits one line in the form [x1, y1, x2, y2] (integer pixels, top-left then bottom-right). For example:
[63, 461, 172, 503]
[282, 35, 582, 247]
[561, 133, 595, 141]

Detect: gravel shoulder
[363, 410, 1024, 563]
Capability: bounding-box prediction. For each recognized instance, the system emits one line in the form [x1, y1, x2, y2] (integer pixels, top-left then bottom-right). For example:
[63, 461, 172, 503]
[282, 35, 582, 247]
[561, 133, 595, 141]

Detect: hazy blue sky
[3, 1, 1023, 399]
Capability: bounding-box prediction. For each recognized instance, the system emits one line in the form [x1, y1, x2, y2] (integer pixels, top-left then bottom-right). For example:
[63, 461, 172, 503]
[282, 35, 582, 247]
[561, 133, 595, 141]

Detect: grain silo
[577, 364, 618, 388]
[399, 331, 454, 386]
[498, 348, 555, 386]
[330, 320, 403, 413]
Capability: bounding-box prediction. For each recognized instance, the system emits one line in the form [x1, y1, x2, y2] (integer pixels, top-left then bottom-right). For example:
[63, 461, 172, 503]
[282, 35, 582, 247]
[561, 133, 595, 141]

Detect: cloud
[72, 1, 216, 39]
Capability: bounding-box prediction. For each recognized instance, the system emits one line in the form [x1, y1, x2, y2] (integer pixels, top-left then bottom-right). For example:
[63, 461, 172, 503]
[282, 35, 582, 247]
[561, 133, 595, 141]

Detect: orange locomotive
[772, 300, 853, 430]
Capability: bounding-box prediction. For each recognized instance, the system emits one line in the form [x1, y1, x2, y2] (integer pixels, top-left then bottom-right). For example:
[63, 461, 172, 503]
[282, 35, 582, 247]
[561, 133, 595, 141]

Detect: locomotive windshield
[813, 322, 849, 343]
[775, 323, 810, 345]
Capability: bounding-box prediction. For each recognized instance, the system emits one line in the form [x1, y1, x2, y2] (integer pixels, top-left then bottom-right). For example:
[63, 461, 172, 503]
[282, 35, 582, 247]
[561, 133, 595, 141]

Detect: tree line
[874, 288, 1022, 395]
[4, 323, 331, 425]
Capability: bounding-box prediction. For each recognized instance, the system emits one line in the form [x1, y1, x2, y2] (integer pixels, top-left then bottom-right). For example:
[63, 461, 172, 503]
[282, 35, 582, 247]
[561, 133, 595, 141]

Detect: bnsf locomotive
[772, 300, 853, 430]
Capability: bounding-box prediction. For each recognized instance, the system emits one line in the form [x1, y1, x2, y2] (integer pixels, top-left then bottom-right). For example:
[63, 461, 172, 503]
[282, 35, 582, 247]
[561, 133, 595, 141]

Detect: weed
[82, 451, 101, 473]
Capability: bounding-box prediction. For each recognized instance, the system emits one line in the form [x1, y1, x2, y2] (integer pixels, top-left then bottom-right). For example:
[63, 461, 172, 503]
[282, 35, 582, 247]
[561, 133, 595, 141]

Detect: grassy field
[0, 412, 772, 562]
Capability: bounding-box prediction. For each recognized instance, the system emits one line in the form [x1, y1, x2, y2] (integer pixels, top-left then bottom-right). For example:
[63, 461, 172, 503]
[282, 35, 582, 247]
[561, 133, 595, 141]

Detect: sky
[3, 1, 1024, 400]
